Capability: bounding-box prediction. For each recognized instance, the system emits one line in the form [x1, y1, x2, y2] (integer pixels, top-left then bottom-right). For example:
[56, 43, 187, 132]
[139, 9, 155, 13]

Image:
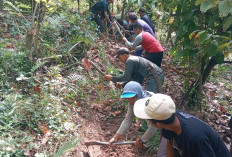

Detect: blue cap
[120, 93, 136, 98]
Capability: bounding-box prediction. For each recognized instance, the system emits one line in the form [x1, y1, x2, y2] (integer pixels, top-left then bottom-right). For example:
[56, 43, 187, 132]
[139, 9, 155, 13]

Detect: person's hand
[135, 138, 147, 149]
[115, 82, 123, 89]
[109, 133, 122, 146]
[122, 37, 127, 42]
[124, 30, 130, 34]
[103, 75, 113, 81]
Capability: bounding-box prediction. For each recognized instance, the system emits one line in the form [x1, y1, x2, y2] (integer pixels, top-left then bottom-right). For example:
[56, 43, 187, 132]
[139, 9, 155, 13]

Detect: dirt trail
[71, 38, 231, 156]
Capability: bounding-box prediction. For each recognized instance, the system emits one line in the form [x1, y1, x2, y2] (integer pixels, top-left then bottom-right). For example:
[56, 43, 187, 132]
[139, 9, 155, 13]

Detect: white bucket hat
[134, 94, 176, 120]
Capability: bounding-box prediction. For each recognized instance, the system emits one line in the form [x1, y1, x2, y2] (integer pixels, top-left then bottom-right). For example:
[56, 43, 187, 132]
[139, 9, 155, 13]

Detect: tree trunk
[33, 1, 47, 59]
[77, 0, 80, 13]
[121, 0, 126, 20]
[202, 56, 218, 84]
[179, 56, 218, 107]
[89, 0, 94, 10]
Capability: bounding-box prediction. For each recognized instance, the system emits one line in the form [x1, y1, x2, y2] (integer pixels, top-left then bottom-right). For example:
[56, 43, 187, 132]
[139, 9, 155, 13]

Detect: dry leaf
[112, 110, 122, 116]
[42, 130, 51, 145]
[105, 106, 112, 111]
[82, 58, 91, 73]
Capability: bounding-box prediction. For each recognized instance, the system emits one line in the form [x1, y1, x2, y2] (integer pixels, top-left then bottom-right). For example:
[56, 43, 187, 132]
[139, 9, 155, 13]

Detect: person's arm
[112, 59, 135, 83]
[140, 120, 157, 142]
[109, 106, 134, 145]
[104, 10, 112, 24]
[116, 105, 134, 135]
[135, 45, 143, 51]
[124, 33, 143, 49]
[166, 140, 176, 157]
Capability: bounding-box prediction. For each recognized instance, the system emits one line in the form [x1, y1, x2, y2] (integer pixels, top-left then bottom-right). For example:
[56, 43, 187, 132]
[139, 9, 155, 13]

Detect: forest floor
[67, 37, 231, 157]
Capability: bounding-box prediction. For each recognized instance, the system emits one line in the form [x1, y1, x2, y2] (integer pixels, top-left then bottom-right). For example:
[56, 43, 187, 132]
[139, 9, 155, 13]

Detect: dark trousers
[91, 13, 103, 32]
[145, 51, 163, 67]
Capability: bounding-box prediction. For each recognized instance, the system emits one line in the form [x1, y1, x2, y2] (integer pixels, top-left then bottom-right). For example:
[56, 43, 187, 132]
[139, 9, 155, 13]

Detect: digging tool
[85, 141, 135, 146]
[82, 58, 105, 75]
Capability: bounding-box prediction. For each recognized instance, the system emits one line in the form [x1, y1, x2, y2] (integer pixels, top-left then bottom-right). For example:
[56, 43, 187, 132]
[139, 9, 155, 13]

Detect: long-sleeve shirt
[117, 102, 157, 142]
[112, 56, 163, 83]
[141, 14, 155, 33]
[125, 32, 163, 53]
[128, 19, 155, 37]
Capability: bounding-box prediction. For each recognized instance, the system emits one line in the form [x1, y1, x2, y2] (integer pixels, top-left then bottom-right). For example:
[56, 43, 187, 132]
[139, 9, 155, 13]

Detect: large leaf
[203, 40, 218, 58]
[197, 32, 212, 45]
[217, 41, 231, 52]
[223, 16, 232, 31]
[214, 52, 224, 64]
[195, 0, 204, 6]
[218, 0, 232, 17]
[200, 0, 217, 13]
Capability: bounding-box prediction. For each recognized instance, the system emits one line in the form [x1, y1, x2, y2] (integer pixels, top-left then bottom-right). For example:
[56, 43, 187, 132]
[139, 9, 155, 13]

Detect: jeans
[145, 73, 164, 93]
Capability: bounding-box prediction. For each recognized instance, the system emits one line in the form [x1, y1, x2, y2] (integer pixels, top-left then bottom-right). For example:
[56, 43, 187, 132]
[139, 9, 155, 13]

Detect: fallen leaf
[82, 58, 91, 73]
[112, 110, 122, 116]
[105, 106, 112, 111]
[42, 130, 51, 145]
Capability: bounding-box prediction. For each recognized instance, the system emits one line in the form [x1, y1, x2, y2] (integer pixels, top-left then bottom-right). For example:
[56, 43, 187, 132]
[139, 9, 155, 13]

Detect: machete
[85, 141, 136, 146]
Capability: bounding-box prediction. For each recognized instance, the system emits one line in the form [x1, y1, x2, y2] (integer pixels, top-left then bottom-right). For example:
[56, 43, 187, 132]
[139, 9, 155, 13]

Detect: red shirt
[141, 32, 163, 53]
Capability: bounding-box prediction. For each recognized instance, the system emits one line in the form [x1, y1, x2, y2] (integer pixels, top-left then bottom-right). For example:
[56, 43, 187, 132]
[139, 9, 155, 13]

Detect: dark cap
[115, 47, 129, 58]
[138, 7, 146, 13]
[128, 12, 137, 21]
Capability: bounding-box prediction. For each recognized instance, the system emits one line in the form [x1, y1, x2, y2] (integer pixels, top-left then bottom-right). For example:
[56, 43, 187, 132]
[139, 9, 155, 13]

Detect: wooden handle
[85, 141, 135, 146]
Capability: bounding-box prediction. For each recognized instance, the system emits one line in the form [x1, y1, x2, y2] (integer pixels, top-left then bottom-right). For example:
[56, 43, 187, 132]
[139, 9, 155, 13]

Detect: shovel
[85, 141, 136, 146]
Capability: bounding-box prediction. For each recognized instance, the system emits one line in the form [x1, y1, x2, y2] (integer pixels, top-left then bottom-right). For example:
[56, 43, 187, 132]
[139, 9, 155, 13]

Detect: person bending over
[133, 94, 230, 157]
[123, 23, 163, 67]
[103, 47, 164, 93]
[91, 0, 113, 32]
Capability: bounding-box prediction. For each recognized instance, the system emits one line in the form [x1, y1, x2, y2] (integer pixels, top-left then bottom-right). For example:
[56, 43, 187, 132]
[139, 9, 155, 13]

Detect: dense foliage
[158, 0, 232, 106]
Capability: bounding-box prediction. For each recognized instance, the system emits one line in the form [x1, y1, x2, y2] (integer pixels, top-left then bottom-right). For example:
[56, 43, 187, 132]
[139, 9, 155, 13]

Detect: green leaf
[223, 16, 232, 30]
[217, 42, 231, 52]
[214, 52, 224, 64]
[195, 0, 204, 6]
[197, 32, 212, 45]
[218, 0, 232, 17]
[200, 0, 217, 13]
[203, 40, 218, 58]
[53, 138, 80, 157]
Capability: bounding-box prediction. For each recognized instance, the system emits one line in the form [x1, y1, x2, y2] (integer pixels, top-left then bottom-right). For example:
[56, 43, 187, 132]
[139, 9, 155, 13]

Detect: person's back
[141, 32, 163, 53]
[141, 14, 154, 33]
[91, 0, 108, 13]
[137, 19, 155, 37]
[138, 7, 155, 33]
[162, 110, 230, 157]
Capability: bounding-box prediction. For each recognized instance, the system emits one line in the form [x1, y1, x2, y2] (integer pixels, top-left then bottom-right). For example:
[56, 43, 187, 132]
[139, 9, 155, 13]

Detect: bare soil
[70, 37, 231, 156]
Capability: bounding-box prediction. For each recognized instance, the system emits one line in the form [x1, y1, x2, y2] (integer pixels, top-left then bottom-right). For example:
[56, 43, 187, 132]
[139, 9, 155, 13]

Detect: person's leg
[229, 116, 232, 155]
[92, 14, 103, 32]
[135, 49, 143, 57]
[145, 74, 164, 93]
[145, 52, 163, 67]
[145, 79, 158, 93]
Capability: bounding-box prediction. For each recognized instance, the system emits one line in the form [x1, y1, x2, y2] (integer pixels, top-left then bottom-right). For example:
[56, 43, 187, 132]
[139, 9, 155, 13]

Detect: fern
[53, 138, 80, 157]
[31, 61, 48, 74]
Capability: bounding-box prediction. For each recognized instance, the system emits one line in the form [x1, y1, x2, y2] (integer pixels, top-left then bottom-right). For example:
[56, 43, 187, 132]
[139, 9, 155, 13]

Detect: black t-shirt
[162, 110, 230, 157]
[91, 0, 110, 14]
